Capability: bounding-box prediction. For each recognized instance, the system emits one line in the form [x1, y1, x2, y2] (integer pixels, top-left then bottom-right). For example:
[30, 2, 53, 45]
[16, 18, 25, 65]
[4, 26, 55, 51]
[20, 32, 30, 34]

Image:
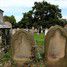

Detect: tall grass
[34, 33, 45, 46]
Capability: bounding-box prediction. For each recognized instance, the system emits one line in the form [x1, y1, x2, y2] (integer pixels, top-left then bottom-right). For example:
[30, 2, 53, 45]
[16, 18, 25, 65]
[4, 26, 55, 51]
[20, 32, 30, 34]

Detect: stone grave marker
[45, 25, 67, 67]
[12, 29, 17, 35]
[45, 28, 49, 35]
[11, 29, 35, 66]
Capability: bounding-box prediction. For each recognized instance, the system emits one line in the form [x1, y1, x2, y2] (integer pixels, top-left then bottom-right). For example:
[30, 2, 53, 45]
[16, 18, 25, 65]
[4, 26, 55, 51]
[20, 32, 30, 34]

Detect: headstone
[45, 25, 67, 67]
[12, 29, 17, 35]
[11, 29, 35, 66]
[30, 27, 35, 34]
[4, 21, 12, 28]
[35, 28, 38, 33]
[64, 24, 67, 31]
[32, 27, 34, 30]
[45, 28, 48, 35]
[41, 30, 43, 33]
[17, 28, 20, 31]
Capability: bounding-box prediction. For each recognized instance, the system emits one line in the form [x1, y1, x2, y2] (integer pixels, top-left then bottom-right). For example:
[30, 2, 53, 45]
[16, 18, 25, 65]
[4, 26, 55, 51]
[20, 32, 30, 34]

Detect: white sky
[0, 0, 67, 22]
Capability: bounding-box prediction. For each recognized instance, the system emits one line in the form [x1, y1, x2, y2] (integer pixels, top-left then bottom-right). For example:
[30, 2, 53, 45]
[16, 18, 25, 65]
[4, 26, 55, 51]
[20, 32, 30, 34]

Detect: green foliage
[18, 11, 33, 28]
[34, 33, 45, 62]
[33, 1, 62, 28]
[9, 15, 16, 28]
[3, 16, 10, 22]
[3, 52, 11, 62]
[18, 1, 63, 28]
[35, 51, 42, 62]
[3, 15, 16, 28]
[45, 19, 65, 28]
[34, 33, 45, 45]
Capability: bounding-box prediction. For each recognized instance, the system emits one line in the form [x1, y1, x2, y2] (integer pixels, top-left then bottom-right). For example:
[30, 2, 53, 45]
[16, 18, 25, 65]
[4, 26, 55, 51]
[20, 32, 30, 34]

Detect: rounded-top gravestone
[11, 29, 35, 66]
[45, 25, 67, 67]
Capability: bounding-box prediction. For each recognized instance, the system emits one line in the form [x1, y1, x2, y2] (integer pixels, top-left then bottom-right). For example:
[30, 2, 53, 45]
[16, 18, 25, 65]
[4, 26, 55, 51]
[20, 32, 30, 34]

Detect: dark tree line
[17, 1, 67, 29]
[3, 1, 67, 29]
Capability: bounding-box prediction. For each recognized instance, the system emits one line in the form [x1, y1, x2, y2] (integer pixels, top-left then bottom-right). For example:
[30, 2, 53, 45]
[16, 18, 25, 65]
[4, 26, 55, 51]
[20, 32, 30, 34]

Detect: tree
[32, 1, 62, 28]
[18, 10, 33, 28]
[18, 1, 63, 28]
[3, 16, 10, 22]
[9, 15, 16, 28]
[3, 15, 16, 28]
[61, 19, 67, 26]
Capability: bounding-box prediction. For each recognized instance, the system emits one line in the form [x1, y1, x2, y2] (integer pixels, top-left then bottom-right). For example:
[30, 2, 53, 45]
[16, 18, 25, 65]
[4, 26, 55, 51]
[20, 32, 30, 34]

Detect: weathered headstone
[35, 28, 38, 33]
[45, 25, 67, 67]
[11, 29, 35, 66]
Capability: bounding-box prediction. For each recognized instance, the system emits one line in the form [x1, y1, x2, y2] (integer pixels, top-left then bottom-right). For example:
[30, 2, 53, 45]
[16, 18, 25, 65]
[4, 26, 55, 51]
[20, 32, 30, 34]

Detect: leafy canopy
[18, 1, 63, 28]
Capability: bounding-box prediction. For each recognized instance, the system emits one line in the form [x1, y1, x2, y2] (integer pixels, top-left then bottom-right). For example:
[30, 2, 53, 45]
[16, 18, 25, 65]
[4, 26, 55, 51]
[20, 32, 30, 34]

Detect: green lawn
[34, 33, 45, 46]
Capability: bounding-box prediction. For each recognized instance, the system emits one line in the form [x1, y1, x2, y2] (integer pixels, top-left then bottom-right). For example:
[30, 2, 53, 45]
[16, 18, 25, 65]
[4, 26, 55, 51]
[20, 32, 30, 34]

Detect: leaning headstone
[45, 25, 67, 67]
[11, 29, 35, 67]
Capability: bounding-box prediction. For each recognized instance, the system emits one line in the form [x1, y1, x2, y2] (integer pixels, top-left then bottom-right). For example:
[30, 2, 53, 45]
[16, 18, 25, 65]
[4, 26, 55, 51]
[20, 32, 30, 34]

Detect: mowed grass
[34, 33, 45, 46]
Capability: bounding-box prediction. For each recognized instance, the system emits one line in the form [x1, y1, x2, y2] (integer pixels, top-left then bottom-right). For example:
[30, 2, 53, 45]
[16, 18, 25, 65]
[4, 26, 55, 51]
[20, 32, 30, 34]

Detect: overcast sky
[0, 0, 67, 22]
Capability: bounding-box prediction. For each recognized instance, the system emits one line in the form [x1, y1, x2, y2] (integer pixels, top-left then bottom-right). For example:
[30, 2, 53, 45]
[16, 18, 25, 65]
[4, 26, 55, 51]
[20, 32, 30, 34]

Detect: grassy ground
[34, 33, 45, 46]
[33, 33, 46, 67]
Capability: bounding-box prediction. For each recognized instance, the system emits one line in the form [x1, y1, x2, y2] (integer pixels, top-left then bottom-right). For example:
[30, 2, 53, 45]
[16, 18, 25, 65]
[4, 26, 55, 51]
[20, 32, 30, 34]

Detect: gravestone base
[15, 60, 33, 67]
